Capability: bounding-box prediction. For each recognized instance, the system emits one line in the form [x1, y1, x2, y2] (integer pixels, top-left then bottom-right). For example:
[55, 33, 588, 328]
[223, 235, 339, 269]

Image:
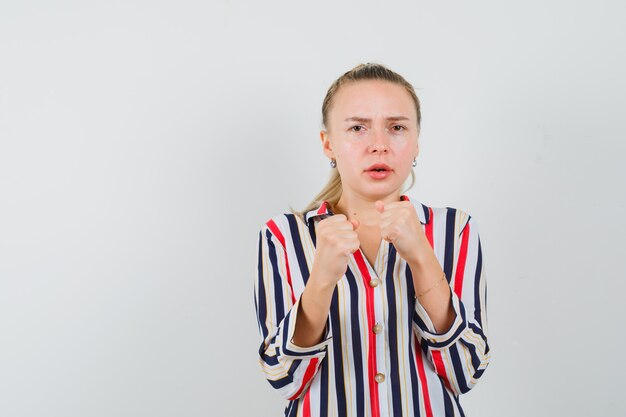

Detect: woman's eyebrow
[387, 116, 410, 122]
[343, 116, 411, 123]
[344, 116, 371, 123]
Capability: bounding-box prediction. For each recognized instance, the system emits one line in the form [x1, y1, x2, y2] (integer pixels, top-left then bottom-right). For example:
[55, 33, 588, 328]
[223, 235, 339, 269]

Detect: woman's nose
[368, 130, 389, 153]
[370, 143, 389, 153]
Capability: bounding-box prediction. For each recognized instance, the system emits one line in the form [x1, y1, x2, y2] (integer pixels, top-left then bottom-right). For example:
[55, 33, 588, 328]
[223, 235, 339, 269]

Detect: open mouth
[366, 164, 392, 172]
[365, 164, 393, 179]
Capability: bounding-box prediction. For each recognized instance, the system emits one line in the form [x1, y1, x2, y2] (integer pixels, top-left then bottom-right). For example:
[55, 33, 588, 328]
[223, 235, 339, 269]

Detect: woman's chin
[354, 183, 404, 200]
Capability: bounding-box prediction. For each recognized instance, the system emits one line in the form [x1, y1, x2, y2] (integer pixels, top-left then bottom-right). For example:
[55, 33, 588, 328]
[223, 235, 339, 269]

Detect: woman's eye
[350, 125, 364, 132]
[391, 125, 406, 132]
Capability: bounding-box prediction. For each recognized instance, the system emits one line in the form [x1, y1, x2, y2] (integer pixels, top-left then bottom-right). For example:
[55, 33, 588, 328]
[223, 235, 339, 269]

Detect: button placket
[369, 265, 390, 412]
[355, 245, 390, 410]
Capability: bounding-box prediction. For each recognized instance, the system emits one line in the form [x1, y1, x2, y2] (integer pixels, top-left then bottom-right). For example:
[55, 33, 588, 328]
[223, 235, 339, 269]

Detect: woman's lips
[366, 170, 392, 179]
[365, 164, 393, 179]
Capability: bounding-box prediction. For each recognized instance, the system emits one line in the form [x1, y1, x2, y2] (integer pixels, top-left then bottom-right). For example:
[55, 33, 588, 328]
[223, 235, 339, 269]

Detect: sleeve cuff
[413, 292, 468, 349]
[280, 297, 332, 359]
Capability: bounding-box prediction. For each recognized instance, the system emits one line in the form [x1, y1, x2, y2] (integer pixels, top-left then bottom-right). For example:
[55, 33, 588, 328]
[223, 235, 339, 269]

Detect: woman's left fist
[376, 200, 425, 265]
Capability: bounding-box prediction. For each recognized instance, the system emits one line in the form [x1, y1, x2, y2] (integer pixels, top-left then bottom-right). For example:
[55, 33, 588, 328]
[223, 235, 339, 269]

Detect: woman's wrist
[404, 241, 433, 267]
[293, 277, 335, 347]
[302, 265, 338, 310]
[308, 266, 341, 292]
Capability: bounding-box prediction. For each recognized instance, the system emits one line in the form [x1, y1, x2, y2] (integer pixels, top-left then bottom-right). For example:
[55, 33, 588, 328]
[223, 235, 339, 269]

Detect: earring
[330, 159, 337, 168]
[412, 158, 417, 167]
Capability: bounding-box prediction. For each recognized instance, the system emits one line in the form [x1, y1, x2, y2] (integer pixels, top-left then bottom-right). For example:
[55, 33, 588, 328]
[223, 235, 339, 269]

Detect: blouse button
[374, 373, 385, 383]
[372, 323, 383, 334]
[369, 279, 380, 288]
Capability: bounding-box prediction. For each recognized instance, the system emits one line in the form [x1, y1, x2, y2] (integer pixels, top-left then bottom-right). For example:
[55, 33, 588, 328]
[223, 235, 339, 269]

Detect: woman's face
[321, 80, 420, 202]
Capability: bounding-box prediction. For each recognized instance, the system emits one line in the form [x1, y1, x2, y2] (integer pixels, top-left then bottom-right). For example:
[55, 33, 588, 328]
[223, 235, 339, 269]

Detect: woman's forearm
[292, 273, 336, 347]
[408, 252, 456, 333]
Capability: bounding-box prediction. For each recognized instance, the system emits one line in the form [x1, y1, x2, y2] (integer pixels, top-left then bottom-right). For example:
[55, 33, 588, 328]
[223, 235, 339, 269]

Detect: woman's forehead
[330, 80, 416, 118]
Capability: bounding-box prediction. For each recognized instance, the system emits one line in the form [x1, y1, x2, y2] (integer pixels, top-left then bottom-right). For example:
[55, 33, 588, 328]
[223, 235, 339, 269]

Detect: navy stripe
[406, 280, 421, 417]
[473, 238, 483, 326]
[285, 398, 297, 417]
[329, 287, 347, 417]
[438, 378, 455, 417]
[257, 229, 279, 368]
[405, 264, 414, 299]
[459, 338, 481, 372]
[345, 269, 365, 417]
[449, 345, 469, 393]
[411, 308, 430, 333]
[452, 392, 465, 417]
[420, 335, 429, 357]
[407, 350, 421, 417]
[407, 264, 430, 376]
[408, 335, 422, 417]
[259, 346, 279, 366]
[256, 231, 269, 338]
[467, 322, 487, 345]
[307, 218, 317, 247]
[268, 358, 301, 389]
[443, 208, 456, 280]
[286, 214, 311, 284]
[384, 246, 403, 417]
[420, 203, 431, 225]
[266, 229, 285, 320]
[320, 355, 329, 417]
[254, 291, 259, 333]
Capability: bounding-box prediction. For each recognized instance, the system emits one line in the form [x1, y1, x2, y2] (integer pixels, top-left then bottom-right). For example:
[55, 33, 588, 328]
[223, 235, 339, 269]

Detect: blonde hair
[298, 63, 422, 218]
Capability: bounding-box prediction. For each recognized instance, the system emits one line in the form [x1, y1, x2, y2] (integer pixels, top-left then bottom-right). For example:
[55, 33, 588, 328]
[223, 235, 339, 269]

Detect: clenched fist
[310, 214, 361, 288]
[376, 200, 426, 265]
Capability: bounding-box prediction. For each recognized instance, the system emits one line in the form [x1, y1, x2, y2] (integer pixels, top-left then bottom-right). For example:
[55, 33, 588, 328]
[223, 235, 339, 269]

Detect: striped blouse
[254, 196, 489, 417]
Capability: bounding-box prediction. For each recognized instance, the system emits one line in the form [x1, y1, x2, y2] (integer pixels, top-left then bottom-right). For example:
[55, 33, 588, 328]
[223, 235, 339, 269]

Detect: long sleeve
[412, 215, 490, 395]
[254, 222, 331, 400]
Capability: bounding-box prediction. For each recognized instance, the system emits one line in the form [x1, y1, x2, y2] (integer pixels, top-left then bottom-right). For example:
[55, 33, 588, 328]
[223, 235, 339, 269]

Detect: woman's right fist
[311, 214, 360, 287]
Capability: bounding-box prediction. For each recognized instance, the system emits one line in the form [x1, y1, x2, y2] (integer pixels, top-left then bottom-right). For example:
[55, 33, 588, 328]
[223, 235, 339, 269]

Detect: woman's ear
[320, 130, 334, 159]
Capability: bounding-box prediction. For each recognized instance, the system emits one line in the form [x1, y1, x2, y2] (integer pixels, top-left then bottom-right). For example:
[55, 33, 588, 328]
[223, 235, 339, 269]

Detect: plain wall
[1, 1, 625, 416]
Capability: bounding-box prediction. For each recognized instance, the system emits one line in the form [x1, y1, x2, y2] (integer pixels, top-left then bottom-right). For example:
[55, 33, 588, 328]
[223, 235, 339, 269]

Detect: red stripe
[414, 336, 434, 417]
[317, 201, 329, 215]
[288, 358, 319, 401]
[303, 388, 312, 417]
[454, 222, 470, 299]
[425, 207, 434, 247]
[266, 219, 296, 304]
[431, 350, 452, 390]
[352, 250, 381, 417]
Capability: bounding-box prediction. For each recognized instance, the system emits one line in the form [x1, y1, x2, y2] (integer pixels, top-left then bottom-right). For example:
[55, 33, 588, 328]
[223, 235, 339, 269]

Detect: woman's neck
[334, 191, 401, 227]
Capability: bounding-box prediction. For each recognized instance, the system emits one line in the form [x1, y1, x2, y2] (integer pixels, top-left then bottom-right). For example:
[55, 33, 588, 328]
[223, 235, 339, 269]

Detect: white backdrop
[1, 1, 625, 416]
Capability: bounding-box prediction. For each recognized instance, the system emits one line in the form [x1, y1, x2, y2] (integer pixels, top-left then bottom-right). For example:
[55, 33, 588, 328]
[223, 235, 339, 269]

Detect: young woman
[254, 63, 489, 417]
